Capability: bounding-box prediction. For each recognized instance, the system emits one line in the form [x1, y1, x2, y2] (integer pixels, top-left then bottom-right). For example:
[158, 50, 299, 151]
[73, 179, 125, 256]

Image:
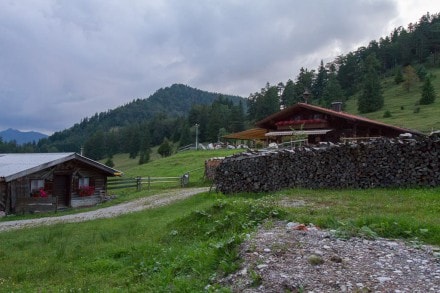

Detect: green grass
[113, 149, 242, 184]
[345, 67, 440, 133]
[278, 187, 440, 244]
[0, 192, 282, 292]
[1, 187, 439, 291]
[2, 150, 439, 291]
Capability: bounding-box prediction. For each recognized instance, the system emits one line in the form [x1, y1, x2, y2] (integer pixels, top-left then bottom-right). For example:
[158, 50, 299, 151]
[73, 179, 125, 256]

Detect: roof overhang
[265, 129, 334, 137]
[223, 128, 267, 140]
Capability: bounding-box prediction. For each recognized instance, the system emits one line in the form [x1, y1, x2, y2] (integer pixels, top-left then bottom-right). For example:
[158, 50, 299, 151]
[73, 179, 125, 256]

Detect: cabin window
[79, 177, 90, 187]
[30, 179, 44, 192]
[30, 179, 45, 197]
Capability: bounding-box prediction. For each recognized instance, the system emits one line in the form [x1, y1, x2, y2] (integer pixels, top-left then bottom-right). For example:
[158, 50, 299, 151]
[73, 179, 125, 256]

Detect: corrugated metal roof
[0, 153, 122, 182]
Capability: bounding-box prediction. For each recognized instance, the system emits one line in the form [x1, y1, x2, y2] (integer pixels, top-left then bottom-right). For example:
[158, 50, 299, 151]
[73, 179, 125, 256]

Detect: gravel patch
[0, 187, 209, 233]
[219, 221, 440, 292]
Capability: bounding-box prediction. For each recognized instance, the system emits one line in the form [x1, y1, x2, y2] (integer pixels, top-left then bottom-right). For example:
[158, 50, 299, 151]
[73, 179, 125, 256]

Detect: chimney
[331, 102, 343, 112]
[302, 89, 311, 104]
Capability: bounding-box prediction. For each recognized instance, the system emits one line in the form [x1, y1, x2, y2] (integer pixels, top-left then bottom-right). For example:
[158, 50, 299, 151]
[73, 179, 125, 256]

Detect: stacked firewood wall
[215, 137, 440, 194]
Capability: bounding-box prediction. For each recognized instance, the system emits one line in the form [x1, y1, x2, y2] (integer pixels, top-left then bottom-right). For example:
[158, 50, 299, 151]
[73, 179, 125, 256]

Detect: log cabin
[0, 153, 122, 214]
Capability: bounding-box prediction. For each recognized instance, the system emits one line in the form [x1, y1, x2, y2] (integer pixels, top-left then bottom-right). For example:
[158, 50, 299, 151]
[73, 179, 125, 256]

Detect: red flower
[79, 186, 95, 197]
[39, 188, 47, 197]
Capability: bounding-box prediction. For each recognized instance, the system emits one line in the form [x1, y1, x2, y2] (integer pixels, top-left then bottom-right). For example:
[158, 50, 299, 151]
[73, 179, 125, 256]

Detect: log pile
[215, 137, 440, 194]
[204, 157, 224, 181]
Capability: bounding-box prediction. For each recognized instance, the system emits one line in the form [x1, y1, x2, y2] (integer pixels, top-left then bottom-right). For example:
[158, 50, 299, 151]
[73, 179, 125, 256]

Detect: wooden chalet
[225, 102, 424, 145]
[0, 153, 122, 214]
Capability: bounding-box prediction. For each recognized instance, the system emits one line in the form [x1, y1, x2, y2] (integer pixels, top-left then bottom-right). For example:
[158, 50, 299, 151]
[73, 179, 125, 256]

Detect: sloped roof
[0, 153, 122, 182]
[223, 128, 267, 140]
[256, 103, 424, 136]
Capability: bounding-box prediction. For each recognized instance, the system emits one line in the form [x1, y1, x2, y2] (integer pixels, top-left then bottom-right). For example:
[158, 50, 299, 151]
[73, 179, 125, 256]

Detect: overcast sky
[0, 0, 438, 134]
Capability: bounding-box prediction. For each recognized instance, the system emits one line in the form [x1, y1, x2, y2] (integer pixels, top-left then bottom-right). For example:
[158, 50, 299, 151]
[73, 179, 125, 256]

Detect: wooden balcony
[275, 119, 329, 130]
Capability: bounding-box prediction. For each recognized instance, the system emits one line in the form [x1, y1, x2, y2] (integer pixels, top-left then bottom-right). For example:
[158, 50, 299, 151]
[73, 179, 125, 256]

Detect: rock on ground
[218, 221, 440, 292]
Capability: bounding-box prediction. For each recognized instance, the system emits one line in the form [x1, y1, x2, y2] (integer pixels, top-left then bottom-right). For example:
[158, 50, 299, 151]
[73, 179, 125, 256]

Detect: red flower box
[79, 186, 95, 197]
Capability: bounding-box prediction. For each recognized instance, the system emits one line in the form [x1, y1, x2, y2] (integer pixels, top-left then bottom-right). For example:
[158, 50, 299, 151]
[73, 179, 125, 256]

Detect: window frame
[78, 177, 90, 188]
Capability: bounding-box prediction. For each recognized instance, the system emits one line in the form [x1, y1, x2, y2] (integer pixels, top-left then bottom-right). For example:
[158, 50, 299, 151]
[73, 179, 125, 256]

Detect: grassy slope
[345, 67, 440, 133]
[108, 149, 242, 182]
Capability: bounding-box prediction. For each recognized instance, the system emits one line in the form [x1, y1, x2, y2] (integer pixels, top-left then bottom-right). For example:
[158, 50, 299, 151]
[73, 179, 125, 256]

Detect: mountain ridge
[0, 128, 48, 145]
[42, 84, 245, 151]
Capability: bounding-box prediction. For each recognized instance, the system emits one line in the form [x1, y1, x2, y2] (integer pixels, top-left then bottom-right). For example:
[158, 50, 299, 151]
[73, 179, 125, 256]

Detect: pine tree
[358, 53, 384, 113]
[127, 124, 140, 159]
[293, 67, 315, 103]
[178, 121, 192, 147]
[419, 77, 437, 105]
[248, 83, 280, 122]
[281, 79, 295, 107]
[321, 73, 345, 108]
[230, 101, 245, 132]
[394, 68, 404, 84]
[157, 138, 172, 158]
[138, 124, 151, 165]
[312, 60, 328, 100]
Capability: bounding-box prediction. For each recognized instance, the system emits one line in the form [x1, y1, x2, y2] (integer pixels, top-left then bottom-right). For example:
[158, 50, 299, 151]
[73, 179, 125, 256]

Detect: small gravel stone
[217, 220, 440, 292]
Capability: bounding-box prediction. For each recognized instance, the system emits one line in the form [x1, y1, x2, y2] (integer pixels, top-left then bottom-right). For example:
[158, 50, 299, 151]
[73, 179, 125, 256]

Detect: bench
[15, 196, 58, 214]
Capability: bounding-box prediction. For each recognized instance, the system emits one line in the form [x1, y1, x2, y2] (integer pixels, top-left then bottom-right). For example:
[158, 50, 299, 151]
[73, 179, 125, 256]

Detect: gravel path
[0, 187, 209, 233]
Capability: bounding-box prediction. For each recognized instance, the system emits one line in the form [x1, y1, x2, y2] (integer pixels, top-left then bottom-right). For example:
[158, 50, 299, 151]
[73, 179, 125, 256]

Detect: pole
[195, 123, 199, 150]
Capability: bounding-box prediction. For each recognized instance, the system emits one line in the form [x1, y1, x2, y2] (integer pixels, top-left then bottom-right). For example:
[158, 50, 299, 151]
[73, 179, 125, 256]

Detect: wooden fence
[107, 173, 189, 191]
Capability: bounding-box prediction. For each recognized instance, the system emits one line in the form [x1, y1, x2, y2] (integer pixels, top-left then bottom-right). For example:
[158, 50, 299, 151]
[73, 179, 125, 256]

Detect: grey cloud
[0, 0, 412, 134]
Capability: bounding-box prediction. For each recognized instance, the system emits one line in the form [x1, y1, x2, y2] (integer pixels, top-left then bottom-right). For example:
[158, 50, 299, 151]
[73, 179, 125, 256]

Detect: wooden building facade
[0, 153, 122, 214]
[225, 102, 423, 144]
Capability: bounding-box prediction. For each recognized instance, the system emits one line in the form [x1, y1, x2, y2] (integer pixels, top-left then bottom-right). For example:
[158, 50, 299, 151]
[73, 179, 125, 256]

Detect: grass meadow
[345, 67, 440, 133]
[1, 149, 439, 291]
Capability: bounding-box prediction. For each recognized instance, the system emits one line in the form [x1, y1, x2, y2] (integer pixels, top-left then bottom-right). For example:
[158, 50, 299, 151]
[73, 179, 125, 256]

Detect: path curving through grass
[0, 187, 209, 233]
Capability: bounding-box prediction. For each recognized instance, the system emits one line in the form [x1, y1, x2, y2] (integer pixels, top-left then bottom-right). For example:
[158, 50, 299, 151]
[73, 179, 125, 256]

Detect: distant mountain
[0, 128, 48, 145]
[43, 84, 245, 151]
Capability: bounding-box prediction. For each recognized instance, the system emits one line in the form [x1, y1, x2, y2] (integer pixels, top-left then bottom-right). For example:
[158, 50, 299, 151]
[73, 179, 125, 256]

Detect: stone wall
[214, 137, 440, 193]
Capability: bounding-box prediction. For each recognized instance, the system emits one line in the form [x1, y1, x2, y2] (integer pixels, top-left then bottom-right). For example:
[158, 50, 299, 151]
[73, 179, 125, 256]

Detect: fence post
[148, 176, 151, 191]
[181, 173, 189, 187]
[136, 177, 141, 191]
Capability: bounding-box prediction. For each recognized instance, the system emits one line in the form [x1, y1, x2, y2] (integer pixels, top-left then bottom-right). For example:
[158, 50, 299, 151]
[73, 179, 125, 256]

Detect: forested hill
[40, 84, 244, 153]
[80, 83, 243, 127]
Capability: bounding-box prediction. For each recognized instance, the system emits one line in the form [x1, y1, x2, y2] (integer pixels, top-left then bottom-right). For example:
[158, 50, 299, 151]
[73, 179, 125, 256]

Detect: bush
[158, 138, 173, 157]
[383, 110, 392, 118]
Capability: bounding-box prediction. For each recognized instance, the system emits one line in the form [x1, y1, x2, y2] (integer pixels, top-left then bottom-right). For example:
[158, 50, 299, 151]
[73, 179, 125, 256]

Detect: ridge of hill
[43, 84, 244, 150]
[0, 128, 48, 145]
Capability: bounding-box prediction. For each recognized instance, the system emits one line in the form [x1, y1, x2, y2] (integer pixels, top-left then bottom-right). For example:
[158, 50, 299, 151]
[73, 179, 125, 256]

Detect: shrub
[158, 138, 173, 158]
